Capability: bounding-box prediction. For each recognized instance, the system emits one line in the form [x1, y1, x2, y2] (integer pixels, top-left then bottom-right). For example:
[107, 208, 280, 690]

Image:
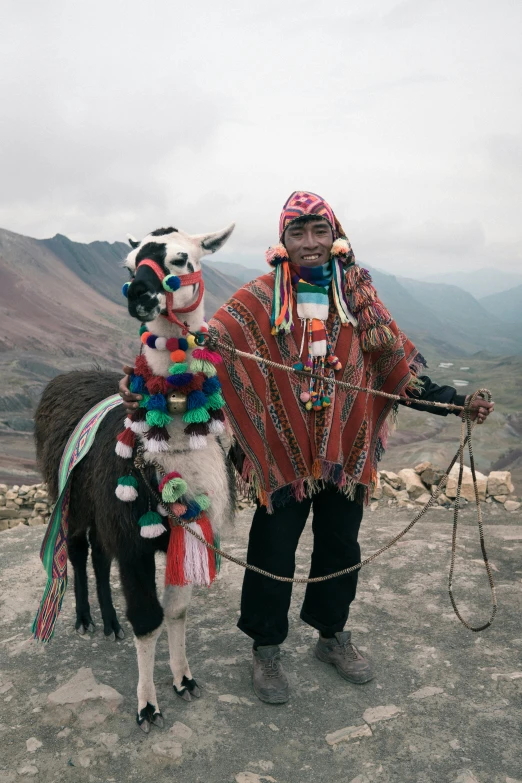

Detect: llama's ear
[196, 223, 235, 256]
[127, 234, 140, 249]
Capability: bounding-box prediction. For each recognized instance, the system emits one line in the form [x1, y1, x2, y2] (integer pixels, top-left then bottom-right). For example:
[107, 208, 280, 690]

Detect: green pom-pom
[205, 392, 225, 410]
[139, 324, 148, 336]
[138, 510, 162, 528]
[146, 410, 172, 427]
[190, 359, 217, 376]
[182, 406, 210, 424]
[161, 478, 187, 503]
[117, 475, 139, 488]
[168, 362, 189, 375]
[194, 493, 211, 511]
[138, 394, 151, 409]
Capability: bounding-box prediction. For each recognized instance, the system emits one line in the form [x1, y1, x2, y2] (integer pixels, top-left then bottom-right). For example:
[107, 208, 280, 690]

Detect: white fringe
[157, 503, 169, 517]
[189, 435, 208, 450]
[140, 523, 166, 539]
[208, 419, 225, 435]
[145, 437, 170, 453]
[124, 417, 133, 429]
[183, 523, 210, 586]
[115, 484, 138, 502]
[129, 420, 149, 434]
[115, 442, 133, 459]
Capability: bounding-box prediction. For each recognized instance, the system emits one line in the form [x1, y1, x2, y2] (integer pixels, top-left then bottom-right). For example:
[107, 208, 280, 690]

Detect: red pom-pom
[134, 355, 153, 381]
[166, 338, 179, 351]
[146, 376, 169, 395]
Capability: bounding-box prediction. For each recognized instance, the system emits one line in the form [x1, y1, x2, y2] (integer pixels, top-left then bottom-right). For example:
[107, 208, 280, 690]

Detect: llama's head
[124, 224, 235, 322]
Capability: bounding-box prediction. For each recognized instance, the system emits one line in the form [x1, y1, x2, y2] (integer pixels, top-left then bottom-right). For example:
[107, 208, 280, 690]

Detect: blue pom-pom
[146, 334, 157, 349]
[178, 337, 188, 351]
[187, 390, 207, 410]
[147, 393, 167, 411]
[202, 376, 221, 395]
[122, 282, 130, 298]
[167, 373, 193, 387]
[130, 374, 145, 394]
[162, 275, 181, 292]
[181, 500, 201, 521]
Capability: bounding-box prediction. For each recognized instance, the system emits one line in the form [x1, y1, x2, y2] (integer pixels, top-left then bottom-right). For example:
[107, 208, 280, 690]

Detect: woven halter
[138, 258, 205, 328]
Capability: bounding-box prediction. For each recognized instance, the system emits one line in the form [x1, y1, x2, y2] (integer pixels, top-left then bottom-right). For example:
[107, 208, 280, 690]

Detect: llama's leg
[163, 585, 200, 701]
[68, 532, 95, 635]
[119, 550, 164, 732]
[89, 526, 124, 641]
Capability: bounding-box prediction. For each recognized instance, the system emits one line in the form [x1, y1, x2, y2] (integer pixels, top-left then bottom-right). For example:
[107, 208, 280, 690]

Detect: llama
[34, 223, 236, 731]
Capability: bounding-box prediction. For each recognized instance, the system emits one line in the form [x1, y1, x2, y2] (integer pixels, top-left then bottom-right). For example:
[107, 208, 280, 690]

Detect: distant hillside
[419, 267, 522, 299]
[479, 284, 522, 324]
[212, 260, 265, 284]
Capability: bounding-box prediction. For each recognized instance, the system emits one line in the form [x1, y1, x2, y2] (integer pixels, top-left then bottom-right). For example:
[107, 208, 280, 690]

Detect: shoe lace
[261, 655, 282, 678]
[339, 640, 359, 661]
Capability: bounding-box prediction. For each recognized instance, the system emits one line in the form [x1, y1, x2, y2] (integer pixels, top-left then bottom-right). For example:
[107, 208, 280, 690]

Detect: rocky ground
[0, 504, 521, 783]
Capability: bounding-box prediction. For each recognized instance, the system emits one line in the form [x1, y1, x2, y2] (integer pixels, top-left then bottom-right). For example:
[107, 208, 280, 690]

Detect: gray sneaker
[252, 645, 289, 704]
[315, 631, 374, 684]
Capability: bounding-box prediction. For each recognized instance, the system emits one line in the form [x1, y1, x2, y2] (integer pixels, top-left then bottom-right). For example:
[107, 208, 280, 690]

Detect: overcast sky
[1, 0, 521, 275]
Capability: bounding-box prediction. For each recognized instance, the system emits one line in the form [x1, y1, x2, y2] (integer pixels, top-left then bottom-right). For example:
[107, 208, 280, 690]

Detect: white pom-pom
[157, 503, 169, 517]
[129, 419, 149, 434]
[145, 437, 170, 453]
[189, 435, 208, 450]
[124, 416, 133, 429]
[115, 484, 138, 502]
[208, 419, 225, 435]
[140, 523, 167, 539]
[115, 442, 133, 459]
[155, 336, 167, 351]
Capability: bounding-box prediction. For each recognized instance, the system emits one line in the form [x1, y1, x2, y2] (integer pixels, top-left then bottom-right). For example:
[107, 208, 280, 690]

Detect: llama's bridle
[131, 257, 205, 331]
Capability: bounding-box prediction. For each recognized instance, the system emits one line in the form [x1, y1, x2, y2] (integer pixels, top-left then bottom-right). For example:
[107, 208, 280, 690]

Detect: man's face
[283, 218, 333, 267]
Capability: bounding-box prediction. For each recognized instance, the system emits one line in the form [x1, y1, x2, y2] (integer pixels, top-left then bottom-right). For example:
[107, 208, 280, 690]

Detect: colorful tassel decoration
[165, 524, 187, 586]
[183, 406, 210, 425]
[128, 408, 148, 433]
[159, 472, 188, 503]
[144, 425, 170, 453]
[115, 475, 139, 502]
[116, 427, 135, 458]
[192, 347, 222, 365]
[145, 410, 172, 428]
[189, 359, 218, 376]
[138, 510, 166, 539]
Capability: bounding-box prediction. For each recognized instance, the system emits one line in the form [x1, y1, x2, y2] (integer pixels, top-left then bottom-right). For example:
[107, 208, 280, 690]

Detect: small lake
[453, 380, 470, 387]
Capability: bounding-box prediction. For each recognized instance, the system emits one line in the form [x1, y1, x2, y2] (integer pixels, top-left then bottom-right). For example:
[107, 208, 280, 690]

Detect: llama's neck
[141, 302, 206, 379]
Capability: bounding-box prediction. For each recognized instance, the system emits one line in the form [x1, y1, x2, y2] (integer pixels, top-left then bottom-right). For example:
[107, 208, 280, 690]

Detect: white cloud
[1, 0, 521, 273]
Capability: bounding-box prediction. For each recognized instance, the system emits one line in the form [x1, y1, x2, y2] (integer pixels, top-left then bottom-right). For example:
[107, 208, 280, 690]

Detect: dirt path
[0, 506, 521, 783]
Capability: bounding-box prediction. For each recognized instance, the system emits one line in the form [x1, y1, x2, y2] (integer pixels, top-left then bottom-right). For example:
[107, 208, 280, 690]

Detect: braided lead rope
[134, 390, 497, 631]
[213, 336, 467, 412]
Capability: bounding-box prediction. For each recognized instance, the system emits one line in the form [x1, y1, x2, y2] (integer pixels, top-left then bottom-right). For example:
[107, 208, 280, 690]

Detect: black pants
[237, 484, 364, 646]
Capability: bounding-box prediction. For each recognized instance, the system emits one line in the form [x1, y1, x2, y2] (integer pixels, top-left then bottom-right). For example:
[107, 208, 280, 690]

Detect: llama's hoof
[104, 632, 116, 642]
[174, 676, 201, 701]
[136, 702, 161, 733]
[116, 627, 125, 640]
[76, 622, 95, 637]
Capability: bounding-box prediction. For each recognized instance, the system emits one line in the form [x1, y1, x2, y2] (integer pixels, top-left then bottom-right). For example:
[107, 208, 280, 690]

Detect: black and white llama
[34, 223, 236, 731]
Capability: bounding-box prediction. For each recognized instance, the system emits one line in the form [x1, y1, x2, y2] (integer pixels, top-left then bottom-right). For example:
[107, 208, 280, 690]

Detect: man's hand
[465, 396, 495, 424]
[119, 365, 142, 411]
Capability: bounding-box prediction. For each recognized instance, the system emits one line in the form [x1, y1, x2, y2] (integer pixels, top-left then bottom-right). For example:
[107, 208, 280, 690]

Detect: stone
[218, 694, 253, 705]
[28, 516, 46, 526]
[47, 667, 124, 707]
[26, 738, 42, 753]
[504, 500, 521, 513]
[408, 686, 444, 700]
[437, 493, 451, 506]
[380, 471, 403, 490]
[487, 471, 514, 496]
[0, 495, 5, 506]
[0, 519, 8, 531]
[169, 721, 193, 740]
[414, 461, 432, 474]
[398, 469, 426, 500]
[268, 724, 279, 732]
[235, 775, 276, 783]
[0, 508, 21, 519]
[16, 766, 39, 777]
[33, 503, 48, 512]
[454, 771, 480, 783]
[151, 739, 183, 760]
[5, 491, 17, 501]
[420, 467, 444, 487]
[445, 464, 487, 502]
[362, 705, 402, 724]
[382, 484, 399, 499]
[0, 483, 8, 492]
[8, 519, 22, 528]
[494, 495, 507, 504]
[325, 724, 372, 745]
[414, 492, 432, 506]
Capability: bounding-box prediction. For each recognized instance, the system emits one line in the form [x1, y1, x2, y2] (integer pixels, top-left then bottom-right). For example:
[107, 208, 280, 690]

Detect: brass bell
[167, 391, 187, 415]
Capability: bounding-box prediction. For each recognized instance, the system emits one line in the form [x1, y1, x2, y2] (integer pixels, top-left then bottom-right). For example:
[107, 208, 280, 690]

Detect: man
[120, 191, 493, 705]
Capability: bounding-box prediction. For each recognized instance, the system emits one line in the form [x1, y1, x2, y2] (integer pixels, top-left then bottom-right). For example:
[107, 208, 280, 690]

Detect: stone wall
[0, 466, 520, 533]
[372, 464, 520, 512]
[0, 483, 49, 531]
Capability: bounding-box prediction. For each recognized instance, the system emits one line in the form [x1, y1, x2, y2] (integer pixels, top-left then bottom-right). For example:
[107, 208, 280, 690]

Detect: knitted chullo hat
[267, 190, 395, 352]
